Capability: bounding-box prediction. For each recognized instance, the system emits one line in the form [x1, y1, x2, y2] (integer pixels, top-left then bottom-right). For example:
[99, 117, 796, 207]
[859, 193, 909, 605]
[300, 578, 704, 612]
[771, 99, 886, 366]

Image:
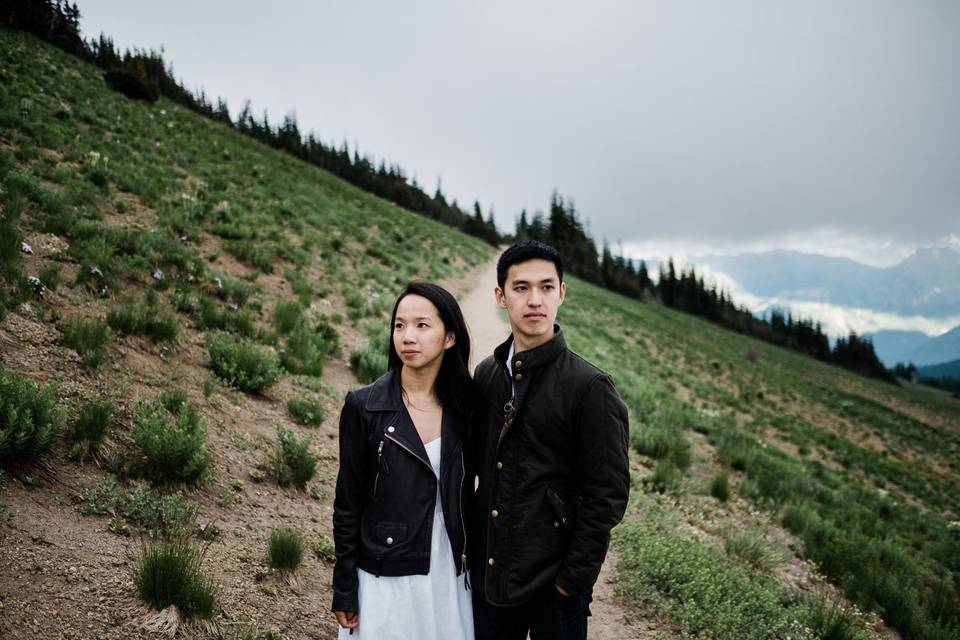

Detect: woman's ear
[444, 331, 456, 350]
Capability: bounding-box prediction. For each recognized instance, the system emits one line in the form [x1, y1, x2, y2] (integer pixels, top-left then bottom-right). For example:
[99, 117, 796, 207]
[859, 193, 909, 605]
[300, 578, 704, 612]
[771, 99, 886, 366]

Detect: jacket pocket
[375, 521, 408, 548]
[546, 486, 573, 530]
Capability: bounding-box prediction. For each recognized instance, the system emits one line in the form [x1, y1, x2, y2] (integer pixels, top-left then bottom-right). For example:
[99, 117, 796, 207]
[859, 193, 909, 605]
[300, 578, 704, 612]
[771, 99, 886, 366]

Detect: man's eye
[544, 285, 554, 291]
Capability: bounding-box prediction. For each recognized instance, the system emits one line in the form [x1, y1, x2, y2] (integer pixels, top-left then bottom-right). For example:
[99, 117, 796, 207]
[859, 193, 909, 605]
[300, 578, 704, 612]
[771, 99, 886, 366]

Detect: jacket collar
[494, 324, 567, 373]
[363, 367, 460, 468]
[364, 367, 404, 412]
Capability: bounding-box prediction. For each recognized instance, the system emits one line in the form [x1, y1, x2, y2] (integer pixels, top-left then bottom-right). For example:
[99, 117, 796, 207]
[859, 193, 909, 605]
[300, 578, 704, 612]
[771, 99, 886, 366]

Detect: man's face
[495, 258, 566, 349]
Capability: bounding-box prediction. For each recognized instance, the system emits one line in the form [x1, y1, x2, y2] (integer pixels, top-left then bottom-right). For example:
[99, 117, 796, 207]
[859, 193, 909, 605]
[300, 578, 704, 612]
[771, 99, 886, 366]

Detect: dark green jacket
[470, 326, 630, 605]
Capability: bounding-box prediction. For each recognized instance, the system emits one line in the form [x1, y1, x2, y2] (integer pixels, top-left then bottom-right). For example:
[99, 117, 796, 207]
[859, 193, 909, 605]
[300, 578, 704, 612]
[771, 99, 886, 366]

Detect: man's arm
[555, 374, 630, 596]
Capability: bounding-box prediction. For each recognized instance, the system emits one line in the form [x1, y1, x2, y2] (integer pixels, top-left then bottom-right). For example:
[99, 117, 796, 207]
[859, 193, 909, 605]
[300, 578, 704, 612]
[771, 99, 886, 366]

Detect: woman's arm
[331, 391, 367, 614]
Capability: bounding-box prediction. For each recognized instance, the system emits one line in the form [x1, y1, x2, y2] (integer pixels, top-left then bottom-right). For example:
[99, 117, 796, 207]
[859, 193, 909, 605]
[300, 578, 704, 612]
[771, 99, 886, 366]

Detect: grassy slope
[561, 279, 960, 639]
[0, 27, 493, 639]
[2, 25, 959, 640]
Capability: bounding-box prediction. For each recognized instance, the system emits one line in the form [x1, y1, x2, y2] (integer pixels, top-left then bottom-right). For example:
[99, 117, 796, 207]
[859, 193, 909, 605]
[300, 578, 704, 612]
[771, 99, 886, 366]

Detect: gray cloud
[78, 0, 960, 261]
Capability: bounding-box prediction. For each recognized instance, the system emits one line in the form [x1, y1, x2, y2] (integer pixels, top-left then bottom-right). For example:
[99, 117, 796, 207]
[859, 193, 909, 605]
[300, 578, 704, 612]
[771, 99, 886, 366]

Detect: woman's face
[393, 294, 455, 371]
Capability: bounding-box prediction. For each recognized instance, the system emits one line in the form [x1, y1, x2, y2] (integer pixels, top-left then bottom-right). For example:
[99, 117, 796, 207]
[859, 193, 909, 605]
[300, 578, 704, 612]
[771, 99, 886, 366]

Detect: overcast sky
[77, 0, 959, 267]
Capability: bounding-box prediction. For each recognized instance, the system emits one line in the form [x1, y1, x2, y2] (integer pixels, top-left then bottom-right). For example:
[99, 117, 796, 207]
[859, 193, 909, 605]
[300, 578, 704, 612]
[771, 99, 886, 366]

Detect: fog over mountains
[672, 244, 960, 366]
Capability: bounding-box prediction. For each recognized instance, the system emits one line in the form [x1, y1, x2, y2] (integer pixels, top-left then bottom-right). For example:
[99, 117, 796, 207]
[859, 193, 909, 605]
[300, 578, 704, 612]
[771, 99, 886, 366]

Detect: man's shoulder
[558, 347, 612, 387]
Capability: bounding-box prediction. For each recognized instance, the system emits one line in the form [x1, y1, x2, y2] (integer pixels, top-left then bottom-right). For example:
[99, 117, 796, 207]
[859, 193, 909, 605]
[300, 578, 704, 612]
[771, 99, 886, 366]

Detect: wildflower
[20, 242, 33, 254]
[152, 268, 164, 281]
[89, 265, 104, 277]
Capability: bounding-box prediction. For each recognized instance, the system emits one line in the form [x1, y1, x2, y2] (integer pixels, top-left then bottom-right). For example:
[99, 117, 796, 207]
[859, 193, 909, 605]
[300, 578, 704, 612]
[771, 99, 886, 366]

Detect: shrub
[130, 397, 208, 485]
[80, 478, 198, 538]
[722, 528, 780, 574]
[280, 318, 339, 377]
[133, 537, 217, 620]
[805, 599, 861, 640]
[348, 334, 388, 384]
[274, 425, 315, 489]
[68, 399, 116, 460]
[287, 397, 325, 426]
[710, 472, 730, 502]
[314, 535, 336, 563]
[61, 317, 110, 368]
[108, 303, 179, 343]
[648, 460, 681, 493]
[0, 366, 64, 465]
[267, 527, 304, 572]
[273, 301, 302, 335]
[206, 331, 281, 393]
[196, 297, 257, 338]
[631, 401, 692, 470]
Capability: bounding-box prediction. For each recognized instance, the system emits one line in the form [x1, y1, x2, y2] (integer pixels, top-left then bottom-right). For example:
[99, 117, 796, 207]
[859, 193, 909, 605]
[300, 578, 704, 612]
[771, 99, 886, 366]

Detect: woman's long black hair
[387, 281, 474, 420]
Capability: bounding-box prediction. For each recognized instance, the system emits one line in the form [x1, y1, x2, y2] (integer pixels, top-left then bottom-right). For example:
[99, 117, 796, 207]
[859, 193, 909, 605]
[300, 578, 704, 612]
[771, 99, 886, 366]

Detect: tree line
[515, 192, 894, 384]
[1, 0, 502, 247]
[4, 0, 895, 384]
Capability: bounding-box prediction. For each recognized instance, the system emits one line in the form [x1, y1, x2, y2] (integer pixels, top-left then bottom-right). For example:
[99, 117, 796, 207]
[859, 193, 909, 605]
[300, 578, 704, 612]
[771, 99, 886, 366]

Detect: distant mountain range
[865, 326, 960, 367]
[694, 246, 960, 317]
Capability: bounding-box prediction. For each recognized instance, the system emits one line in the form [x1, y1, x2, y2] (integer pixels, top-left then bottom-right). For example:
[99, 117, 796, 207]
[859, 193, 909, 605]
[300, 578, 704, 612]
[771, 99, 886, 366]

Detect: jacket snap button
[387, 426, 395, 433]
[515, 360, 522, 368]
[514, 373, 523, 381]
[386, 537, 394, 545]
[496, 461, 503, 470]
[488, 557, 495, 566]
[491, 509, 499, 518]
[554, 521, 560, 528]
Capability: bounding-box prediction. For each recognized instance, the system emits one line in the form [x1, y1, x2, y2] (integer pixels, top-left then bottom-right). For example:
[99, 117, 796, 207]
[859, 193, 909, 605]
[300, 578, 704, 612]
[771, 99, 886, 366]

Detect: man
[470, 240, 631, 640]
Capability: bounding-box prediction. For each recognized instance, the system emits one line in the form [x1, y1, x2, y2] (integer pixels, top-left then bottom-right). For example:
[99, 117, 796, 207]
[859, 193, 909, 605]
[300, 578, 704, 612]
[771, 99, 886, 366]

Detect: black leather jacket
[470, 326, 630, 605]
[331, 368, 469, 613]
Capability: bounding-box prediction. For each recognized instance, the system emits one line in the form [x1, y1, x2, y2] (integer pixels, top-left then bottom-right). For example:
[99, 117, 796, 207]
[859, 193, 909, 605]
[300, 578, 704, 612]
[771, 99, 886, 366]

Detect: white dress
[339, 436, 474, 640]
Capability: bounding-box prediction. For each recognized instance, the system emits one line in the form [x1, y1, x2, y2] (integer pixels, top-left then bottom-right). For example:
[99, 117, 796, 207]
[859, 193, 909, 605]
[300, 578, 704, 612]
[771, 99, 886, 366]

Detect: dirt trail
[453, 257, 651, 639]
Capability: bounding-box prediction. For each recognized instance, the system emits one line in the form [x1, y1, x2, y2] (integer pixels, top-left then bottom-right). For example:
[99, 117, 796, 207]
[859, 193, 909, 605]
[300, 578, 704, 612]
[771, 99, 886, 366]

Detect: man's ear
[495, 286, 507, 309]
[558, 281, 566, 306]
[444, 331, 456, 350]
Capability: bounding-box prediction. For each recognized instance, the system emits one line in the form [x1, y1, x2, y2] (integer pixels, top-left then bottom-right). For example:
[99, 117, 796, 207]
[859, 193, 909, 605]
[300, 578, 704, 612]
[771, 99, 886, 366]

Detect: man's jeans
[473, 583, 591, 640]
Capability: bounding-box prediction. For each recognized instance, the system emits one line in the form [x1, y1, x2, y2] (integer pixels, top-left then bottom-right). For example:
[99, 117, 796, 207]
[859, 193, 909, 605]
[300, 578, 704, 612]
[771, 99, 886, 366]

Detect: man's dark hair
[496, 240, 564, 289]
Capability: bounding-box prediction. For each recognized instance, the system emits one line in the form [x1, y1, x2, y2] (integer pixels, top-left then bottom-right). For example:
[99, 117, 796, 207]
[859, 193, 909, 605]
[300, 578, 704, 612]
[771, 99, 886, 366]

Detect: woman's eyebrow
[394, 315, 434, 322]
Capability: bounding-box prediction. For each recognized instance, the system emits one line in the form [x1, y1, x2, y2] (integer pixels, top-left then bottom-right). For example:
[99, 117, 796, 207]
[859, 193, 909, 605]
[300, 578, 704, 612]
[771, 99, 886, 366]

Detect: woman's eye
[418, 322, 429, 328]
[394, 323, 403, 330]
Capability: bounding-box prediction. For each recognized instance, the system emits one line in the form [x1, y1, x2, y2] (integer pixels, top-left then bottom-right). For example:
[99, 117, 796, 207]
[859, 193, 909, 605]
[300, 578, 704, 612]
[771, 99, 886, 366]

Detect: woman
[332, 281, 474, 639]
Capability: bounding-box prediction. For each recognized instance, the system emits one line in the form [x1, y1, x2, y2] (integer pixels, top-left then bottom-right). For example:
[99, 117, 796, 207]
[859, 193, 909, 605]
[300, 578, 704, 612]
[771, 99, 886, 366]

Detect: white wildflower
[89, 265, 103, 277]
[152, 268, 164, 281]
[20, 242, 33, 254]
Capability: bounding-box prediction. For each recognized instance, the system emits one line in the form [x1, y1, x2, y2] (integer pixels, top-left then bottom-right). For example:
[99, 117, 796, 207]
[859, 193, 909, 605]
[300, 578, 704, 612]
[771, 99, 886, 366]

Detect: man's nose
[528, 289, 542, 306]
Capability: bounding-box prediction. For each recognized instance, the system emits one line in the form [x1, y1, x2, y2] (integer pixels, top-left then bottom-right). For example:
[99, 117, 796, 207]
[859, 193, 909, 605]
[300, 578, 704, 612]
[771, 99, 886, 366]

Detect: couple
[331, 241, 631, 639]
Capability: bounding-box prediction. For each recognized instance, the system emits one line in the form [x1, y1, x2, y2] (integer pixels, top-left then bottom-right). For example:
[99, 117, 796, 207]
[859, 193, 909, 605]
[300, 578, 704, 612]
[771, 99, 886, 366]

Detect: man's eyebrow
[509, 277, 557, 286]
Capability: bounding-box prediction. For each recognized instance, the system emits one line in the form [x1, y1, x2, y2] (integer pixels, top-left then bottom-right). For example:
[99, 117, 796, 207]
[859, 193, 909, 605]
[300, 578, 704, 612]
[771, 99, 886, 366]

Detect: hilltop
[2, 26, 960, 640]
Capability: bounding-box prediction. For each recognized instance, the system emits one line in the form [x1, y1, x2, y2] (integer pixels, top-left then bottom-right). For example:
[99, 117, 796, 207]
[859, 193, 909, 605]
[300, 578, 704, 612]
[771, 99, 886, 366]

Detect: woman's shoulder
[343, 369, 398, 411]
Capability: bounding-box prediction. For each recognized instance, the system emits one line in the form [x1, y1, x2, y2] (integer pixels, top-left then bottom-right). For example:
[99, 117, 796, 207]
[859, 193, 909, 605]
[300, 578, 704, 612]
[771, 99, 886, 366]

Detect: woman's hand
[335, 611, 359, 630]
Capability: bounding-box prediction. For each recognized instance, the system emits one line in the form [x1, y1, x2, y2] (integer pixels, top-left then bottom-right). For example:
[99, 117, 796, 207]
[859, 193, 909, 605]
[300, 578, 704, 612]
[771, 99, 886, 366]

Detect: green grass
[68, 399, 116, 460]
[206, 331, 281, 393]
[133, 536, 218, 619]
[80, 477, 199, 538]
[558, 276, 960, 639]
[130, 395, 208, 485]
[267, 527, 304, 572]
[60, 317, 110, 368]
[287, 397, 325, 427]
[0, 365, 65, 465]
[274, 425, 315, 489]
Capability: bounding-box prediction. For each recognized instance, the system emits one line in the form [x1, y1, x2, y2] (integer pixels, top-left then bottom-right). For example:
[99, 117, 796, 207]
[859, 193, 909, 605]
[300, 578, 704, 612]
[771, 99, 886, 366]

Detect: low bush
[280, 318, 339, 377]
[274, 425, 315, 489]
[130, 396, 208, 485]
[722, 528, 781, 574]
[0, 366, 65, 465]
[314, 535, 336, 563]
[267, 527, 304, 572]
[710, 472, 730, 502]
[647, 460, 682, 493]
[61, 317, 110, 368]
[68, 399, 116, 460]
[631, 401, 692, 470]
[273, 300, 302, 335]
[287, 397, 325, 426]
[206, 331, 281, 393]
[108, 303, 179, 343]
[133, 536, 217, 620]
[80, 478, 199, 538]
[196, 297, 257, 338]
[348, 331, 388, 384]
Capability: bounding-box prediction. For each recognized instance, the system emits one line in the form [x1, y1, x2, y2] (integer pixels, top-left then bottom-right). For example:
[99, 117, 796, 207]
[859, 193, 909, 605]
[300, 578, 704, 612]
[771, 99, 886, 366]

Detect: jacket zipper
[459, 449, 470, 589]
[373, 440, 385, 496]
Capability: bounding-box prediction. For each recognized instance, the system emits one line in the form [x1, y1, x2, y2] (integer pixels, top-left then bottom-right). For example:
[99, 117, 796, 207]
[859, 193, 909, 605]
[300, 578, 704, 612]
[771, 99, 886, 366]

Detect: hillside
[2, 26, 960, 640]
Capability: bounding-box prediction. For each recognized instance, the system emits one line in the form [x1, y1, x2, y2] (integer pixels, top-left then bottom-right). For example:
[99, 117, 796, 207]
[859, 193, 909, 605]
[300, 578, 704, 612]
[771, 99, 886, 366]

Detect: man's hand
[335, 611, 359, 630]
[555, 584, 570, 596]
